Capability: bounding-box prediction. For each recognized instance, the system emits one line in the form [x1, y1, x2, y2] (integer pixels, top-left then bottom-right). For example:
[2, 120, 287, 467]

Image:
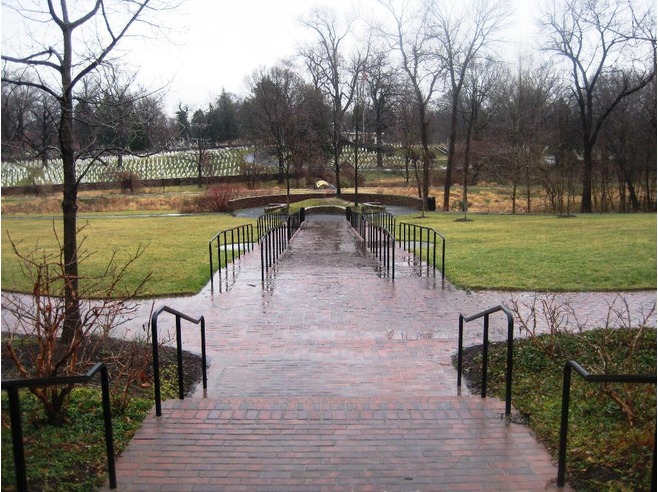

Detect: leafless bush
[115, 169, 142, 193]
[507, 293, 656, 426]
[180, 185, 238, 213]
[584, 296, 656, 427]
[2, 225, 150, 425]
[506, 293, 580, 357]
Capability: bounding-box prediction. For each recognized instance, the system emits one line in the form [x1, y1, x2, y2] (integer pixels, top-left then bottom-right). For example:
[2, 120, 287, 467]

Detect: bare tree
[301, 8, 363, 196]
[363, 47, 402, 169]
[540, 0, 656, 213]
[430, 0, 509, 212]
[2, 0, 170, 343]
[494, 59, 560, 213]
[458, 58, 503, 218]
[377, 0, 443, 216]
[599, 77, 656, 211]
[1, 82, 59, 166]
[191, 108, 210, 188]
[245, 62, 307, 207]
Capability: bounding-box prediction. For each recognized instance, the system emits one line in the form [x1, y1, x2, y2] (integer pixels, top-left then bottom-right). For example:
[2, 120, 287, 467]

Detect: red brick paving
[99, 215, 619, 491]
[107, 396, 564, 491]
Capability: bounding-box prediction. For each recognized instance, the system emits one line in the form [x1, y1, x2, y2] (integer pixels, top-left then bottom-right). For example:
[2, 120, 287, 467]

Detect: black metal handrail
[347, 209, 395, 279]
[288, 208, 305, 239]
[259, 210, 304, 281]
[151, 306, 207, 417]
[557, 361, 657, 489]
[398, 222, 446, 286]
[363, 210, 396, 233]
[257, 212, 288, 240]
[209, 223, 255, 292]
[1, 363, 116, 491]
[457, 305, 514, 416]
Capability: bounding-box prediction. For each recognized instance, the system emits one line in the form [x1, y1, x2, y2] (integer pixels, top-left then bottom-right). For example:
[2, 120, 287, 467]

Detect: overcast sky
[1, 0, 538, 115]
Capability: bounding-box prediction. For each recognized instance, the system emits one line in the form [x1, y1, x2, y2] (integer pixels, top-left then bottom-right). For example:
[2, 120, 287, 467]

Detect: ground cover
[1, 336, 204, 491]
[457, 328, 656, 491]
[397, 213, 657, 291]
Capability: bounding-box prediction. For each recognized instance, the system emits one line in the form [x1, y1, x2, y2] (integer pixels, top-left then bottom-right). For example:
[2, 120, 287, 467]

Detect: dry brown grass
[1, 183, 557, 215]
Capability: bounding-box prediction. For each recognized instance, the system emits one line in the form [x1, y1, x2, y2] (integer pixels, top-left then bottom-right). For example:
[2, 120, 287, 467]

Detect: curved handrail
[259, 210, 304, 282]
[208, 223, 254, 292]
[2, 363, 116, 490]
[457, 305, 514, 416]
[347, 209, 396, 279]
[151, 306, 207, 417]
[398, 222, 446, 287]
[557, 360, 656, 489]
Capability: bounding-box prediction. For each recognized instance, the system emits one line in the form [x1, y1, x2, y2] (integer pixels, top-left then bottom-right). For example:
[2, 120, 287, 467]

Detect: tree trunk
[443, 92, 459, 212]
[354, 138, 359, 206]
[60, 24, 81, 345]
[333, 143, 341, 196]
[278, 152, 286, 185]
[376, 130, 384, 169]
[419, 108, 430, 218]
[580, 143, 593, 213]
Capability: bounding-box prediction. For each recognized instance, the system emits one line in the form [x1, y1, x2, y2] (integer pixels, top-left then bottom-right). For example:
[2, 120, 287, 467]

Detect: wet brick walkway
[94, 215, 655, 491]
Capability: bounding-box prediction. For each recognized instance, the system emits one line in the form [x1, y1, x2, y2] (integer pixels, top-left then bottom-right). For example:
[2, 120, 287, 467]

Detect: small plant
[506, 293, 579, 357]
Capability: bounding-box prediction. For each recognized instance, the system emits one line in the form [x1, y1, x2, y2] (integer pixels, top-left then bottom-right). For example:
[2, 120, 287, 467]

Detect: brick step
[160, 395, 509, 421]
[105, 395, 567, 491]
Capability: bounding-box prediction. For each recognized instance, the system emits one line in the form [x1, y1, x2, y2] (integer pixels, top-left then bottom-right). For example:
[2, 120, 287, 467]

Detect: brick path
[100, 215, 655, 491]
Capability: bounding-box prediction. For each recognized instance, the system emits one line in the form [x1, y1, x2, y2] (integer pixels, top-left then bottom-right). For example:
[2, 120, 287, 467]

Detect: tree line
[3, 0, 656, 216]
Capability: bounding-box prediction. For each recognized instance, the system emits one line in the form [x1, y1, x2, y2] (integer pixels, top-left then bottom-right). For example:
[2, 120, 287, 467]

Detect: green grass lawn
[1, 211, 655, 296]
[2, 214, 257, 297]
[398, 213, 656, 291]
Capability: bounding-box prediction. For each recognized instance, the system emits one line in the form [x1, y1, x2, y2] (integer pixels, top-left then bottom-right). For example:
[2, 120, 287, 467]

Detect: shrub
[181, 185, 238, 213]
[2, 227, 150, 425]
[115, 170, 142, 193]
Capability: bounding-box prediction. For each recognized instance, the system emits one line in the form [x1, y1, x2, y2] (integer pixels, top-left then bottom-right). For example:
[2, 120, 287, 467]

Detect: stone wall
[229, 192, 424, 211]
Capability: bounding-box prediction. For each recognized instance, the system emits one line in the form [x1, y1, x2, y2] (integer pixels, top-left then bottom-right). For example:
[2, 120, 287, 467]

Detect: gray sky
[1, 0, 539, 115]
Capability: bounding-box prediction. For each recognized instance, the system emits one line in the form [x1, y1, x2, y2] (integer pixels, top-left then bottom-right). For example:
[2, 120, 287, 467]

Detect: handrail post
[432, 231, 437, 278]
[504, 311, 514, 416]
[457, 315, 464, 388]
[230, 229, 235, 263]
[392, 235, 395, 280]
[200, 317, 207, 392]
[208, 242, 214, 292]
[8, 387, 27, 492]
[441, 235, 446, 284]
[482, 314, 489, 399]
[100, 365, 117, 489]
[260, 239, 265, 282]
[223, 231, 228, 270]
[425, 229, 430, 274]
[557, 363, 573, 487]
[151, 314, 162, 417]
[217, 235, 222, 290]
[176, 315, 184, 400]
[236, 227, 241, 260]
